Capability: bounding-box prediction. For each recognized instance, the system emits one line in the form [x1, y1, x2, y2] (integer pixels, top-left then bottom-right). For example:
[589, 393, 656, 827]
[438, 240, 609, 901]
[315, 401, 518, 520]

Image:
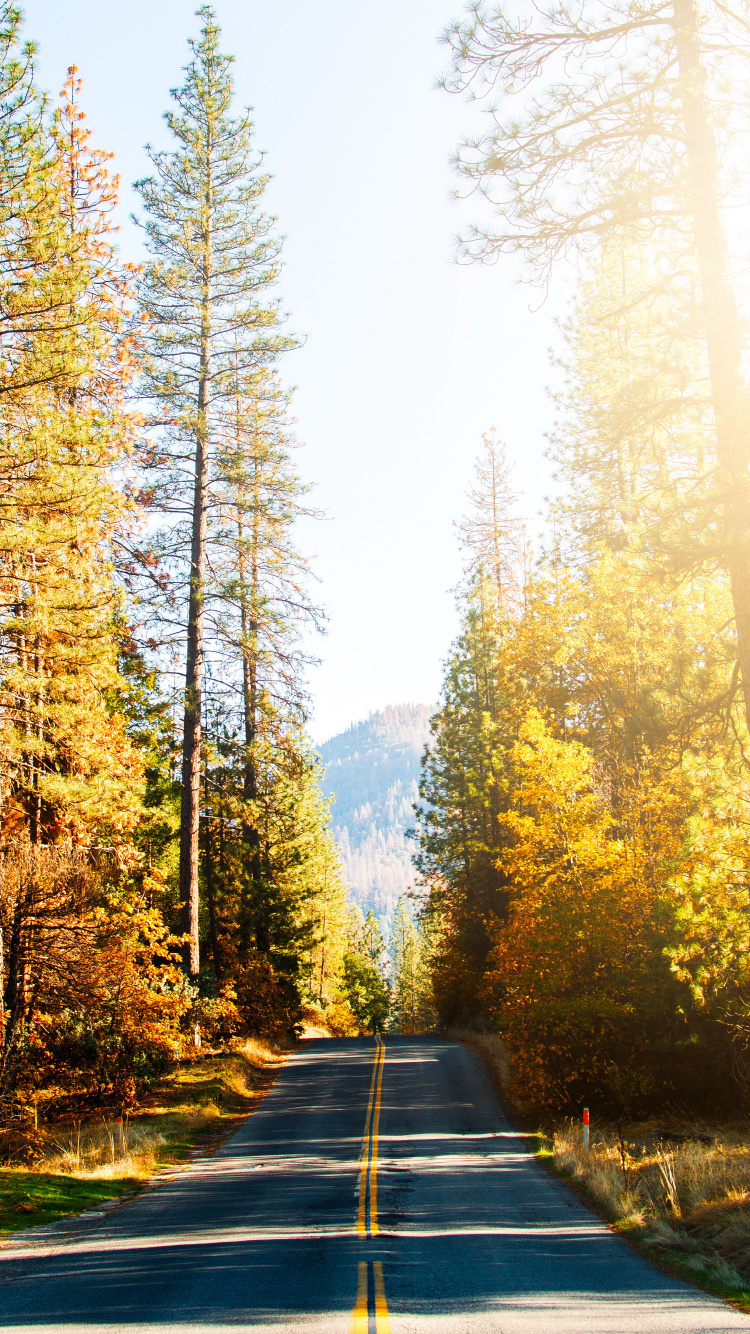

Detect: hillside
[319, 704, 432, 926]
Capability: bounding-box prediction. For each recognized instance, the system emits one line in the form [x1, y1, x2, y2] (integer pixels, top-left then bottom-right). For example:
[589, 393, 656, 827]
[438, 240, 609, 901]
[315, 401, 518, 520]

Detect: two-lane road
[0, 1037, 748, 1332]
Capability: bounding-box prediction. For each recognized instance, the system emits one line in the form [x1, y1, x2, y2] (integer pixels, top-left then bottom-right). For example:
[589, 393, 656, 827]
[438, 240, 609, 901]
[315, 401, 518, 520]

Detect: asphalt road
[0, 1035, 748, 1333]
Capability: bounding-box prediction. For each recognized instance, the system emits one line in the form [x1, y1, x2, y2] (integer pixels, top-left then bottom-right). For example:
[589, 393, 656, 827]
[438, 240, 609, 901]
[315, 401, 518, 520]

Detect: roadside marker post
[583, 1107, 590, 1153]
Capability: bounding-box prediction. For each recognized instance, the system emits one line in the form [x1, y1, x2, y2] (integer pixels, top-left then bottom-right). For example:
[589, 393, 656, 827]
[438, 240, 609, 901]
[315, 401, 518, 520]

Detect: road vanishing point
[0, 1036, 748, 1334]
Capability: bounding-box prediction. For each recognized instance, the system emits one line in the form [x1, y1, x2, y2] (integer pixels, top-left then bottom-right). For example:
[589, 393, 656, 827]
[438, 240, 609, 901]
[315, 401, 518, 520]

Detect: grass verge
[0, 1038, 287, 1240]
[0, 1172, 137, 1233]
[541, 1122, 750, 1314]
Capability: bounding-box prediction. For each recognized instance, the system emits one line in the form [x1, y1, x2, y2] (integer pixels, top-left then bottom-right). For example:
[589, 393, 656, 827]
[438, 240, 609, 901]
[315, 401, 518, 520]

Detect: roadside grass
[542, 1122, 750, 1313]
[0, 1172, 137, 1233]
[0, 1038, 287, 1239]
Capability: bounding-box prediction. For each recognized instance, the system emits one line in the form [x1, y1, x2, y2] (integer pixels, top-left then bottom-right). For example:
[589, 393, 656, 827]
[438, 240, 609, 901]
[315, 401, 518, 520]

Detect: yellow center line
[369, 1040, 385, 1237]
[373, 1261, 391, 1333]
[357, 1037, 380, 1236]
[349, 1260, 392, 1334]
[350, 1261, 368, 1334]
[352, 1044, 391, 1333]
[357, 1035, 385, 1238]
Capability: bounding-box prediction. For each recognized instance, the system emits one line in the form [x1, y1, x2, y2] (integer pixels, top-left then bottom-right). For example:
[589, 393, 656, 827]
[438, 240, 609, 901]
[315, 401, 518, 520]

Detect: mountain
[319, 704, 432, 927]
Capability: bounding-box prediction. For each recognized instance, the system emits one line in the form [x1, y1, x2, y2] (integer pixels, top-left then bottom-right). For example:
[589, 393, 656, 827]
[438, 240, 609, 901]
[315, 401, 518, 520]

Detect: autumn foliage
[417, 383, 750, 1114]
[0, 7, 360, 1136]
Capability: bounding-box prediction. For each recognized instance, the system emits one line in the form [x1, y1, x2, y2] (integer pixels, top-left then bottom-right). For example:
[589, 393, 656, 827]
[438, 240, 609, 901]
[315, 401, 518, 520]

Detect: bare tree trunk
[202, 764, 222, 982]
[239, 555, 264, 953]
[236, 428, 264, 958]
[674, 0, 750, 724]
[178, 179, 212, 978]
[178, 407, 208, 976]
[204, 824, 222, 983]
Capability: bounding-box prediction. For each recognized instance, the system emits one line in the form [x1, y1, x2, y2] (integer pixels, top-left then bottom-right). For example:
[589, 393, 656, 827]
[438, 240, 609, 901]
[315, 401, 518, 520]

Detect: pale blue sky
[25, 0, 559, 741]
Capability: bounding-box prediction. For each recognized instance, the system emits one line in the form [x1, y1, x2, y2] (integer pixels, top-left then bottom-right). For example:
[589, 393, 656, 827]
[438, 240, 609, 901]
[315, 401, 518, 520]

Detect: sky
[25, 0, 560, 743]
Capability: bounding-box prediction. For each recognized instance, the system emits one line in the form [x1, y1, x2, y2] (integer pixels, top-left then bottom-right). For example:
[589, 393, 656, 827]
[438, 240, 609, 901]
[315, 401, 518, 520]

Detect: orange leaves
[482, 710, 685, 1110]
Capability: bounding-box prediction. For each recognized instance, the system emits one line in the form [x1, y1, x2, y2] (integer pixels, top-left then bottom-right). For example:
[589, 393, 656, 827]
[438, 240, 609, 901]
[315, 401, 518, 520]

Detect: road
[0, 1036, 748, 1333]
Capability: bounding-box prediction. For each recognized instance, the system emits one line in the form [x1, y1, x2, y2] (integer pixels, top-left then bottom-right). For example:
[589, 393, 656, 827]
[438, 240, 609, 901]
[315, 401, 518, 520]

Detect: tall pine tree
[135, 8, 293, 973]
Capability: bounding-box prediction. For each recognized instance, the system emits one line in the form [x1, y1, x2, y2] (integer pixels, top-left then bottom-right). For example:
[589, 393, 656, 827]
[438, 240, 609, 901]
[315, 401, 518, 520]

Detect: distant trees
[341, 907, 391, 1034]
[320, 706, 431, 926]
[389, 895, 436, 1034]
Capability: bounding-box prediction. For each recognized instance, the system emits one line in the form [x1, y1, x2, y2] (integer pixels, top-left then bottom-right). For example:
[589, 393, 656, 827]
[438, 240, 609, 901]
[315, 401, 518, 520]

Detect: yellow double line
[351, 1037, 391, 1332]
[357, 1034, 385, 1238]
[351, 1260, 389, 1334]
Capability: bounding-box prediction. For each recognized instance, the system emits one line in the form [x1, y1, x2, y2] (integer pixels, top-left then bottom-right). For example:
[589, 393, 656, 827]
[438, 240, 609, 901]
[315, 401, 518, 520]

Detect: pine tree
[415, 436, 526, 1023]
[455, 431, 526, 614]
[389, 895, 436, 1034]
[445, 0, 750, 723]
[135, 7, 294, 973]
[0, 69, 143, 846]
[341, 905, 391, 1034]
[209, 366, 320, 963]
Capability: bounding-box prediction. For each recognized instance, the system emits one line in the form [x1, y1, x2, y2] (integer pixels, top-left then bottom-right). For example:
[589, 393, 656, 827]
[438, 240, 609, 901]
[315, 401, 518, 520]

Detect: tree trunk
[178, 183, 212, 977]
[203, 797, 222, 983]
[674, 0, 750, 724]
[178, 405, 208, 976]
[237, 454, 264, 958]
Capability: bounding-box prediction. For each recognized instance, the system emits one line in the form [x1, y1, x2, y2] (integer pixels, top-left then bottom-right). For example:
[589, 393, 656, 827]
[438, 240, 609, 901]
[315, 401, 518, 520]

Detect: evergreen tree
[455, 431, 526, 614]
[415, 437, 525, 1023]
[200, 717, 349, 1038]
[209, 366, 320, 967]
[341, 905, 391, 1034]
[445, 0, 750, 724]
[0, 69, 143, 846]
[389, 895, 436, 1034]
[135, 7, 293, 974]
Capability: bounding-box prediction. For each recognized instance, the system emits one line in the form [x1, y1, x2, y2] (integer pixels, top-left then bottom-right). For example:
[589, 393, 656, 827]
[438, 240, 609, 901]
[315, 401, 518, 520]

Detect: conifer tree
[415, 437, 525, 1022]
[200, 714, 349, 1037]
[210, 366, 320, 961]
[445, 0, 750, 722]
[389, 895, 436, 1034]
[341, 906, 391, 1034]
[0, 69, 143, 846]
[455, 431, 525, 614]
[135, 8, 293, 973]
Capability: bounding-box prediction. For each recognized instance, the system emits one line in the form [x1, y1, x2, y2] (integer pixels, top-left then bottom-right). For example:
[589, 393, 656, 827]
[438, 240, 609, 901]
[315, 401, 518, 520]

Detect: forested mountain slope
[319, 705, 431, 925]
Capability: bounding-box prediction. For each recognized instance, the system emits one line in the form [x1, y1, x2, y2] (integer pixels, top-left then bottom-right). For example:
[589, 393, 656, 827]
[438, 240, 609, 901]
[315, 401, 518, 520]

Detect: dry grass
[0, 1038, 287, 1235]
[547, 1121, 750, 1295]
[38, 1108, 218, 1180]
[27, 1038, 285, 1180]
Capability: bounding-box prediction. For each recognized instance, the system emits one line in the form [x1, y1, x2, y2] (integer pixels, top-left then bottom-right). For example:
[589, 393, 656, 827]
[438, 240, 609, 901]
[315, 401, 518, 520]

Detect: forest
[0, 2, 401, 1133]
[3, 0, 750, 1157]
[403, 0, 750, 1120]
